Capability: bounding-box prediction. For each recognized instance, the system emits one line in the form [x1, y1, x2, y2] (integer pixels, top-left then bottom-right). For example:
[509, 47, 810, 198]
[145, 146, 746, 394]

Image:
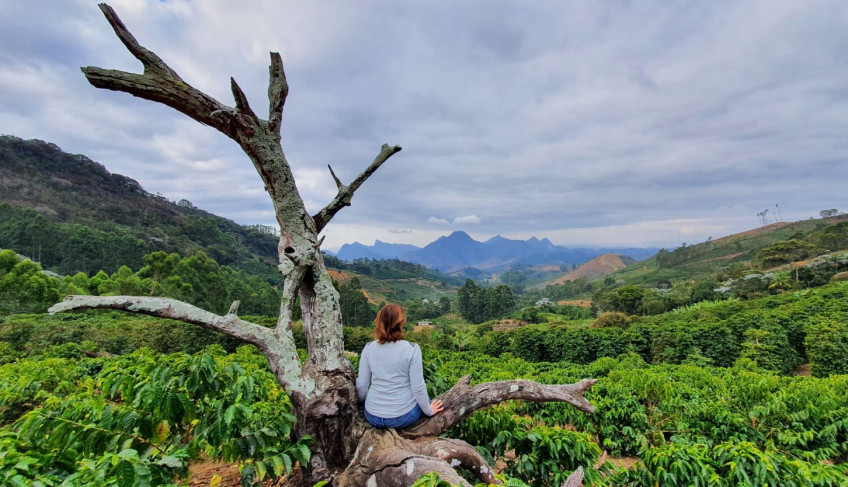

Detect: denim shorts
[364, 404, 423, 429]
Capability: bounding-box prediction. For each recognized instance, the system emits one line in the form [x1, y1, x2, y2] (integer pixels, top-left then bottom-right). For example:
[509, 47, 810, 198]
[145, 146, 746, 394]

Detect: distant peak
[447, 230, 472, 239]
[339, 241, 367, 248]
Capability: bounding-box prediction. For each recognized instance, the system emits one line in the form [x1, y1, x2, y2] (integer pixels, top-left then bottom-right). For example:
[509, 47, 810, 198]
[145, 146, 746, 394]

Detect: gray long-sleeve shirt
[355, 340, 434, 418]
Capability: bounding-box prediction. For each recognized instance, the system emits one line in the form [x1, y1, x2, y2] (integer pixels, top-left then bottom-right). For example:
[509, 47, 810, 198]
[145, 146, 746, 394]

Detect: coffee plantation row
[1, 342, 846, 485]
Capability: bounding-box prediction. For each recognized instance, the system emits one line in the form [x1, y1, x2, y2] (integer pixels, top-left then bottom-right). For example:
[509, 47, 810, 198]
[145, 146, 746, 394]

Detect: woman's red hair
[375, 304, 406, 343]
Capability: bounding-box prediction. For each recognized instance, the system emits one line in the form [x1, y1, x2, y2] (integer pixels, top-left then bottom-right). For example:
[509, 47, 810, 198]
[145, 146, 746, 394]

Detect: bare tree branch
[48, 295, 312, 400]
[49, 295, 269, 343]
[95, 3, 182, 80]
[403, 376, 597, 438]
[563, 466, 585, 487]
[231, 77, 257, 120]
[80, 6, 599, 484]
[82, 4, 254, 140]
[327, 165, 344, 189]
[312, 144, 402, 232]
[267, 52, 288, 134]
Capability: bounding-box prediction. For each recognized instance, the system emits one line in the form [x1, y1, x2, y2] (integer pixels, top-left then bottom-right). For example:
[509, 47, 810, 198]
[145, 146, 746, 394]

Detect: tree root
[336, 428, 494, 486]
[335, 374, 597, 486]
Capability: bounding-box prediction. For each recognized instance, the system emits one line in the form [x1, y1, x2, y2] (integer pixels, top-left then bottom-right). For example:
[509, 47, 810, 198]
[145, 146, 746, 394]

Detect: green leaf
[155, 455, 183, 468]
[240, 463, 256, 487]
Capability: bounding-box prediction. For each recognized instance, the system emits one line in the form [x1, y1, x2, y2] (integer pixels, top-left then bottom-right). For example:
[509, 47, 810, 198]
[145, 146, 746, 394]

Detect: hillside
[605, 216, 848, 287]
[328, 268, 457, 304]
[0, 136, 467, 300]
[0, 136, 281, 280]
[554, 253, 636, 283]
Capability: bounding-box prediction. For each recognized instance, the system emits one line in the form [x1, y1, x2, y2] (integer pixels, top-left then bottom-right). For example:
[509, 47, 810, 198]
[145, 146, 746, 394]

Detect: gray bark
[53, 4, 597, 485]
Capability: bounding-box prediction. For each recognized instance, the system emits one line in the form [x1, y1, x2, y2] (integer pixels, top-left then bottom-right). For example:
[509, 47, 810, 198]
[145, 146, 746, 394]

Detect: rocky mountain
[336, 230, 658, 273]
[334, 240, 420, 261]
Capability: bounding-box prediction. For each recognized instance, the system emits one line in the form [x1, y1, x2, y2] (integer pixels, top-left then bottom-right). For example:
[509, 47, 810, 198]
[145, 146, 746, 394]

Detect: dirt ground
[596, 451, 640, 470]
[188, 461, 284, 487]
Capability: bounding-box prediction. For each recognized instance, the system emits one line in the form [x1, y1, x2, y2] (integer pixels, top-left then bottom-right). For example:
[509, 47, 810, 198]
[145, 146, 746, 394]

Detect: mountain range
[333, 231, 658, 274]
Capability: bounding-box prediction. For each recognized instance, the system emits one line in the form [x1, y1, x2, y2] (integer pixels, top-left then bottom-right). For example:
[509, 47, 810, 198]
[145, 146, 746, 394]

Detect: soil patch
[188, 461, 284, 487]
[597, 451, 640, 470]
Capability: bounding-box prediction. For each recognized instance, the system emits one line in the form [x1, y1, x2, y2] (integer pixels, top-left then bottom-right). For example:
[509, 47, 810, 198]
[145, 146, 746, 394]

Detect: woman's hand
[430, 399, 445, 414]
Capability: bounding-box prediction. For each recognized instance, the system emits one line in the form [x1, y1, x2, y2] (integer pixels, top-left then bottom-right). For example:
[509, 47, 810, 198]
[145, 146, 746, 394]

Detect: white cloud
[428, 216, 450, 225]
[2, 0, 848, 249]
[453, 214, 481, 225]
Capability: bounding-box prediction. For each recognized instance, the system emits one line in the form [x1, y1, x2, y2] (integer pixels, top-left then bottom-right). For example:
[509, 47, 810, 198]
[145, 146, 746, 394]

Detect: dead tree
[49, 4, 597, 486]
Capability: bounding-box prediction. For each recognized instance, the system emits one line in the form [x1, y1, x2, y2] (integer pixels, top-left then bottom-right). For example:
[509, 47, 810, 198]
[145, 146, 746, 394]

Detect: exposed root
[337, 428, 496, 486]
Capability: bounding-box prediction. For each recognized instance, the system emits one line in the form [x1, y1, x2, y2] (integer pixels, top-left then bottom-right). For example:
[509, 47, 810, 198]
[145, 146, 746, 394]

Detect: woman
[355, 303, 444, 429]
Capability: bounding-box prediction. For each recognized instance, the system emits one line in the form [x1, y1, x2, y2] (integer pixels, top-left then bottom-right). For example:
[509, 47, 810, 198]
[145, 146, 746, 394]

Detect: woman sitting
[355, 304, 444, 429]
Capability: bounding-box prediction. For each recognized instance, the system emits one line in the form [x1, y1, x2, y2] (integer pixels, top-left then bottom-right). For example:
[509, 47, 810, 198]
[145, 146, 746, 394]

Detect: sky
[2, 0, 847, 252]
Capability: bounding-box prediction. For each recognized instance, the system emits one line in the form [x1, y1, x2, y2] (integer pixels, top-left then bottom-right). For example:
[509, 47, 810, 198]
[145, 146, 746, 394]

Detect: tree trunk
[51, 4, 597, 485]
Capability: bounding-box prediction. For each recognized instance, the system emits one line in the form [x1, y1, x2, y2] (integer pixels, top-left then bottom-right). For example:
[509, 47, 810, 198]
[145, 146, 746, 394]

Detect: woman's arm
[355, 344, 371, 403]
[409, 344, 436, 415]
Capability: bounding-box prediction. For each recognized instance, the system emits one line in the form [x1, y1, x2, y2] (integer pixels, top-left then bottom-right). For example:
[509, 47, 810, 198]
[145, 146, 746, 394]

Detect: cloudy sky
[2, 1, 847, 251]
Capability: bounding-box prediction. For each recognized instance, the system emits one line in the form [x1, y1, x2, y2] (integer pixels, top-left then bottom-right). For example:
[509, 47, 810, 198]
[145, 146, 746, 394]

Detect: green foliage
[411, 472, 532, 487]
[690, 278, 720, 303]
[335, 277, 377, 327]
[405, 297, 446, 321]
[480, 282, 848, 376]
[609, 215, 848, 289]
[0, 137, 282, 282]
[624, 441, 848, 487]
[0, 250, 60, 314]
[807, 220, 848, 252]
[1, 246, 281, 318]
[0, 346, 307, 486]
[0, 312, 243, 356]
[324, 255, 463, 286]
[521, 277, 594, 306]
[758, 239, 815, 267]
[458, 280, 516, 323]
[591, 311, 631, 329]
[449, 407, 606, 486]
[592, 285, 674, 317]
[426, 349, 848, 485]
[805, 319, 848, 377]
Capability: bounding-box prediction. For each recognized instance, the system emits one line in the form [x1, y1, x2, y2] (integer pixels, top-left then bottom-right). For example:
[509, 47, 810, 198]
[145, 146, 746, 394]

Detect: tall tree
[50, 5, 596, 486]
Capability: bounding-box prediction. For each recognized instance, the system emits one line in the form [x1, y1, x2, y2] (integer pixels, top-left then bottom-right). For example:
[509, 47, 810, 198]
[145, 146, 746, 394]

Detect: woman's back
[356, 339, 430, 418]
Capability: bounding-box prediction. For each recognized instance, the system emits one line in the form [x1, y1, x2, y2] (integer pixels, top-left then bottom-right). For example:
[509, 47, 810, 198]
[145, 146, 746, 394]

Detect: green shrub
[806, 320, 848, 377]
[590, 312, 631, 329]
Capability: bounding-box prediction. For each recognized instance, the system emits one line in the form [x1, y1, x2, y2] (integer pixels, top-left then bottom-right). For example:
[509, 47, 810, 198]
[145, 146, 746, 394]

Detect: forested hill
[603, 215, 848, 288]
[0, 135, 280, 280]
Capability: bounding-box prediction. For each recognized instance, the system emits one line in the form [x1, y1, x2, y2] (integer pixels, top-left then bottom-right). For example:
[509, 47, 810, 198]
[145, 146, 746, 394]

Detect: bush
[591, 312, 631, 329]
[806, 320, 848, 377]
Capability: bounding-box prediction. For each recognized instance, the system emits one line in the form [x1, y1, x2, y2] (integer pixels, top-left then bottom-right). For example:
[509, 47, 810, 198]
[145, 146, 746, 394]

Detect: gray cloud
[2, 0, 847, 251]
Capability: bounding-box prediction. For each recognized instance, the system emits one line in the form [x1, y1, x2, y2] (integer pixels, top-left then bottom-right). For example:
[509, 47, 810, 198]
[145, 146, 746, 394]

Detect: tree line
[457, 279, 516, 323]
[0, 249, 281, 316]
[0, 203, 281, 284]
